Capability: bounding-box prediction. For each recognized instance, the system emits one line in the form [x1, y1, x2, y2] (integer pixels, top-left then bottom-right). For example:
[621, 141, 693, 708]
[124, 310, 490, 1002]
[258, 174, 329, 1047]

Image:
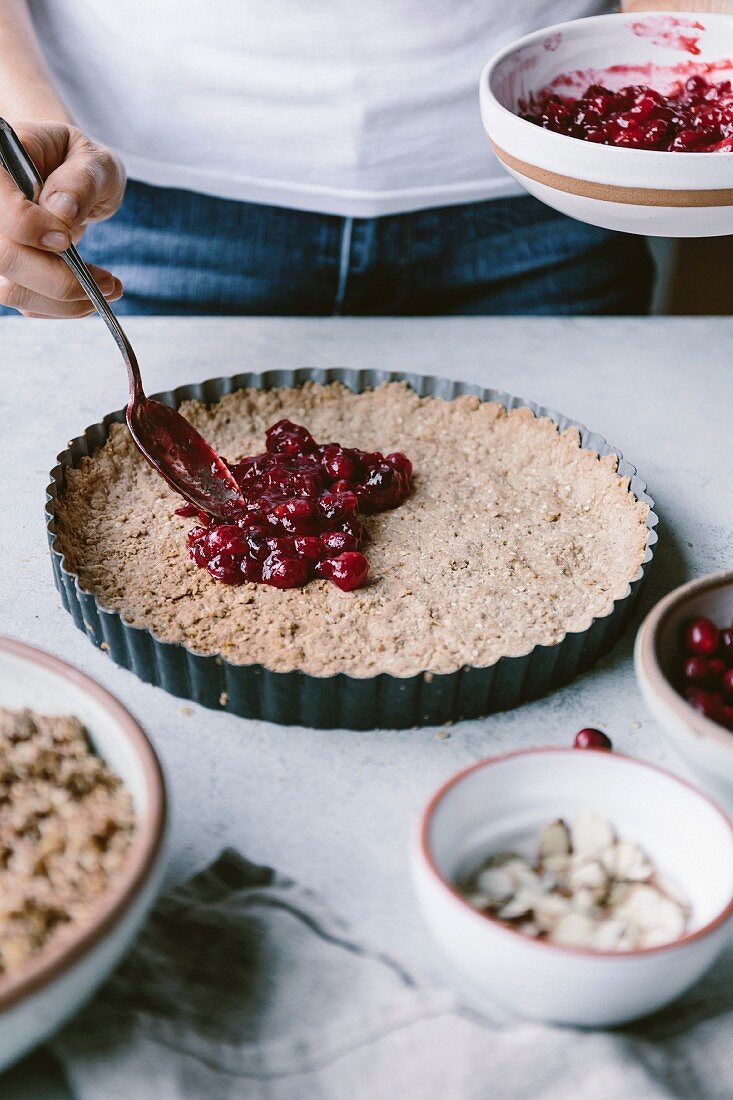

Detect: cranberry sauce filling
[175, 419, 412, 592]
[521, 75, 733, 151]
[678, 615, 733, 732]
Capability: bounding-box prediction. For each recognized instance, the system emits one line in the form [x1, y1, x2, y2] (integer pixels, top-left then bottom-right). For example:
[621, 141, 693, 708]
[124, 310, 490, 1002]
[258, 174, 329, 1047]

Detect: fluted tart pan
[46, 368, 658, 729]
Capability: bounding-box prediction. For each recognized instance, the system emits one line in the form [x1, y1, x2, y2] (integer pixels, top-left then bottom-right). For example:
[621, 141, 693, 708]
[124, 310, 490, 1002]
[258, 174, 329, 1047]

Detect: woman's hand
[0, 121, 125, 317]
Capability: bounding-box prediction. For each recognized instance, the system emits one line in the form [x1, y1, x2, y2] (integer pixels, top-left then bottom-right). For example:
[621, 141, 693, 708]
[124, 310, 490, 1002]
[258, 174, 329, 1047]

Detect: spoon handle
[0, 118, 143, 402]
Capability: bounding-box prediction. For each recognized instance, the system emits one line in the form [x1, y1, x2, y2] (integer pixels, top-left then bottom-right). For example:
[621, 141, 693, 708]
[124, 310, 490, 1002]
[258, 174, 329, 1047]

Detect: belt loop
[334, 216, 354, 315]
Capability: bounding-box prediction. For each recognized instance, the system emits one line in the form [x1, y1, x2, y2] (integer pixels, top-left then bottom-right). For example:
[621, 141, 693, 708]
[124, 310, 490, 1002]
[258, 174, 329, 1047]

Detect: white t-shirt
[29, 0, 608, 217]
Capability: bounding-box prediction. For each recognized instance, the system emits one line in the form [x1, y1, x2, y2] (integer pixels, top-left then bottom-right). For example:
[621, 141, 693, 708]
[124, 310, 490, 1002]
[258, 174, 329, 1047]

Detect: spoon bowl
[126, 396, 245, 518]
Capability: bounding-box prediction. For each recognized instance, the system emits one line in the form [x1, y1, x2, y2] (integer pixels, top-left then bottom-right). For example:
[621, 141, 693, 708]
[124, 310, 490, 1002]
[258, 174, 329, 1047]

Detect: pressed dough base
[55, 383, 649, 678]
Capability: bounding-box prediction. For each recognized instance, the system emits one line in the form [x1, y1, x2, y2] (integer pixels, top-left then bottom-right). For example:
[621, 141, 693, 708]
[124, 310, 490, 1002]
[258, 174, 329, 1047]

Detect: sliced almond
[618, 923, 643, 950]
[538, 819, 571, 859]
[651, 872, 692, 914]
[568, 858, 607, 894]
[497, 888, 536, 920]
[543, 853, 571, 875]
[615, 883, 687, 948]
[504, 858, 543, 894]
[570, 812, 615, 857]
[571, 886, 597, 914]
[540, 870, 559, 891]
[466, 893, 490, 910]
[614, 882, 658, 921]
[602, 840, 653, 882]
[607, 881, 632, 908]
[533, 893, 573, 932]
[593, 918, 628, 951]
[641, 903, 687, 948]
[638, 891, 687, 947]
[549, 912, 597, 948]
[475, 867, 514, 904]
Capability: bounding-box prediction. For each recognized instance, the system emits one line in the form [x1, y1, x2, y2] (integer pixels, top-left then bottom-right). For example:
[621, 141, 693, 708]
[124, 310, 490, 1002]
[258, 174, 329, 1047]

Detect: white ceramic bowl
[412, 747, 733, 1027]
[636, 571, 733, 811]
[0, 637, 167, 1070]
[480, 12, 733, 236]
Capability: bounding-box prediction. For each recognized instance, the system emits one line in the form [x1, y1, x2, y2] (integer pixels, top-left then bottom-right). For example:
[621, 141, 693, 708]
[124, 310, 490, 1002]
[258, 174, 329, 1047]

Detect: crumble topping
[0, 708, 135, 976]
[55, 382, 649, 678]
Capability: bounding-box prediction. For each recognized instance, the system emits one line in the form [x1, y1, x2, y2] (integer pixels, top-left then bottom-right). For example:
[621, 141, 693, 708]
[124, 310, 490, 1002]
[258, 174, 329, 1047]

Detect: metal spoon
[0, 118, 245, 520]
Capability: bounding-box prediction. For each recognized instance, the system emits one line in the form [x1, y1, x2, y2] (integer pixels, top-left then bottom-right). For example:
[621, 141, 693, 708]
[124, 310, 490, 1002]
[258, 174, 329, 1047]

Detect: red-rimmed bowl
[0, 637, 167, 1069]
[411, 747, 733, 1026]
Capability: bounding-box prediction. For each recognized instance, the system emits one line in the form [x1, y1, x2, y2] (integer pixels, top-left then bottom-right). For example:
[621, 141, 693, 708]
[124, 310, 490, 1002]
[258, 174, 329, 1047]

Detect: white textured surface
[1, 317, 731, 1094]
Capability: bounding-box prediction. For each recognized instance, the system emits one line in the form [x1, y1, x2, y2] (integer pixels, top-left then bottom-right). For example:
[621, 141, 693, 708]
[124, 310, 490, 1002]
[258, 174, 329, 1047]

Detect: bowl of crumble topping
[46, 369, 657, 729]
[0, 636, 167, 1069]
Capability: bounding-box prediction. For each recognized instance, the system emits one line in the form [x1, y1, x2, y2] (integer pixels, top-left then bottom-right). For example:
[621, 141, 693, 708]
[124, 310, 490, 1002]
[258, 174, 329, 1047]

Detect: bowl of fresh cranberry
[480, 11, 733, 236]
[635, 571, 733, 811]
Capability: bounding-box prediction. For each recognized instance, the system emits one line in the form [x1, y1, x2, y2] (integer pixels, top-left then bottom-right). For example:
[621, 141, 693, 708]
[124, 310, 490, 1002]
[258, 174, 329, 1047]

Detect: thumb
[38, 128, 125, 229]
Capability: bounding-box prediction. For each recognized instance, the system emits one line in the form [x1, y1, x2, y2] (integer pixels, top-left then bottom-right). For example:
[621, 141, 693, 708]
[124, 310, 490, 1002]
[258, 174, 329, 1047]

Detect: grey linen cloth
[53, 850, 733, 1100]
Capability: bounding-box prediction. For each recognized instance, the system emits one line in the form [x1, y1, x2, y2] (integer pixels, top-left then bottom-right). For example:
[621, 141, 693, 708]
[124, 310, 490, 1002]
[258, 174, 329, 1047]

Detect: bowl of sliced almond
[412, 739, 733, 1026]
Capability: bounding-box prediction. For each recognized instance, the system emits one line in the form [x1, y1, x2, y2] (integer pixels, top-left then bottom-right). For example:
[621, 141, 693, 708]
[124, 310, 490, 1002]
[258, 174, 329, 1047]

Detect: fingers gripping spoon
[0, 119, 245, 520]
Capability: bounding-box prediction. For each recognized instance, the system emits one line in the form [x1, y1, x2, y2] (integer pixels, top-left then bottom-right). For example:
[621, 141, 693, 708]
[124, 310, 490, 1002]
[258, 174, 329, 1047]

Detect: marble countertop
[1, 316, 731, 1095]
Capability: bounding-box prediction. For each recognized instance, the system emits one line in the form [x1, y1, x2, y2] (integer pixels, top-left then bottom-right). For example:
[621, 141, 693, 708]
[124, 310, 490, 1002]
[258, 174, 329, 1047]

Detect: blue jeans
[8, 182, 656, 315]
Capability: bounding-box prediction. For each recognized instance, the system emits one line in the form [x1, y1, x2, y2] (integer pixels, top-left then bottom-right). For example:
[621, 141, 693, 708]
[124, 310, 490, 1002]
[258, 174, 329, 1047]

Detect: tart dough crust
[55, 383, 649, 677]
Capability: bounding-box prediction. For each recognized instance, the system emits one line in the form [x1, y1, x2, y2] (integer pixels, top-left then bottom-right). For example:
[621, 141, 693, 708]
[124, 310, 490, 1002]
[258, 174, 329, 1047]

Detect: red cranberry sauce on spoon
[521, 75, 733, 151]
[176, 419, 412, 592]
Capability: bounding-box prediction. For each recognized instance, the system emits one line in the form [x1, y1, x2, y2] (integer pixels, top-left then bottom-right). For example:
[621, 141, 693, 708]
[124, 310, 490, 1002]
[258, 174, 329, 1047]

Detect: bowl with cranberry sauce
[636, 571, 733, 810]
[480, 12, 733, 236]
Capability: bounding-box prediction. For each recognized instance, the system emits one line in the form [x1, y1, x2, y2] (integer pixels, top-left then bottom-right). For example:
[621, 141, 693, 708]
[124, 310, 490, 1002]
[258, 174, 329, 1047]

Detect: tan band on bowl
[491, 141, 733, 208]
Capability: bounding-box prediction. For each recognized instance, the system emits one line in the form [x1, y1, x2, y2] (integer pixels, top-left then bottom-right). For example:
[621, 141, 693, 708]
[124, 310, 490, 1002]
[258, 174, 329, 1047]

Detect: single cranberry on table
[573, 728, 613, 751]
[179, 418, 412, 591]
